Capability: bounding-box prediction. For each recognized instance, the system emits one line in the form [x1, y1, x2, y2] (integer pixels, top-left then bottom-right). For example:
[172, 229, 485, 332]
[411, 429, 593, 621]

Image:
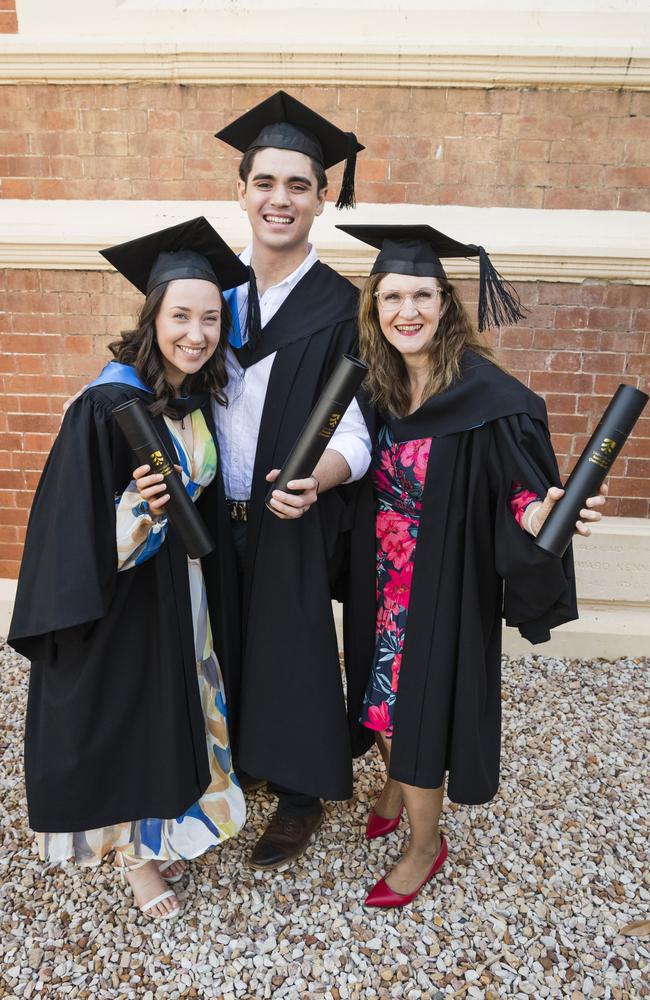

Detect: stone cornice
[0, 43, 649, 89]
[1, 201, 649, 284]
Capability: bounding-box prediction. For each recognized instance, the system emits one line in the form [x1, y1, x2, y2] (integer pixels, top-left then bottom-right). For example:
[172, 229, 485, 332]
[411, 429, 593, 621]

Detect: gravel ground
[0, 640, 648, 1000]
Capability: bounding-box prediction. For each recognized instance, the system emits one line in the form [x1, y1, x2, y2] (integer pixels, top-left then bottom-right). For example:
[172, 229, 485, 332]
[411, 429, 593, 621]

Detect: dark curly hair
[108, 280, 232, 417]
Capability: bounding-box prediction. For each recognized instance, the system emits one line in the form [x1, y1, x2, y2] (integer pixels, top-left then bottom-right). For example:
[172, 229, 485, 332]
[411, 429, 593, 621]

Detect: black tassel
[477, 247, 527, 331]
[335, 132, 358, 210]
[245, 265, 262, 349]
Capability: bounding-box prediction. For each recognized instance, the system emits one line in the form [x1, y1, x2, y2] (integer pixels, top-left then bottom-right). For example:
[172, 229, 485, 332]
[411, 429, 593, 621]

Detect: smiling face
[375, 273, 446, 363]
[236, 146, 327, 256]
[155, 278, 222, 391]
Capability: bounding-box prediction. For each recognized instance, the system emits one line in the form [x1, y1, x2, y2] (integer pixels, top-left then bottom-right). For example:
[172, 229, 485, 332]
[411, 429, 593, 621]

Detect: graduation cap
[100, 216, 249, 296]
[216, 90, 364, 210]
[336, 223, 526, 331]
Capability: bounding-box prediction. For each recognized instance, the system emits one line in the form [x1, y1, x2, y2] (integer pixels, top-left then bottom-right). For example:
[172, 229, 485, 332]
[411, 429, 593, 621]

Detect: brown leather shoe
[249, 807, 323, 871]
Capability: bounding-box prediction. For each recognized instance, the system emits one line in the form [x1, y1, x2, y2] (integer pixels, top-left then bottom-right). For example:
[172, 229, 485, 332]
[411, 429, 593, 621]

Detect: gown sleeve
[488, 413, 578, 644]
[8, 390, 124, 661]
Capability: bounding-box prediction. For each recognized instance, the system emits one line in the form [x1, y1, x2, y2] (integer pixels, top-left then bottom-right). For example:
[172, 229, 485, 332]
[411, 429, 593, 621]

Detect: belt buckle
[227, 499, 249, 522]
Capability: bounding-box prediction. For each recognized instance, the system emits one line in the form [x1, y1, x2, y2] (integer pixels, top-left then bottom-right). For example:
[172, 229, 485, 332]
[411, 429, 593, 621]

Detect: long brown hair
[108, 280, 232, 417]
[358, 273, 498, 418]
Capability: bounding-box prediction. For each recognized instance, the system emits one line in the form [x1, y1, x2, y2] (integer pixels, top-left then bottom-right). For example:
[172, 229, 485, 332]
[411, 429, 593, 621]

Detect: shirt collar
[239, 243, 319, 295]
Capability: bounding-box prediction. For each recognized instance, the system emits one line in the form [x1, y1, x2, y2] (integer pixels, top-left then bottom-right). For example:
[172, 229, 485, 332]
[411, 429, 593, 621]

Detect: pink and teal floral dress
[360, 424, 539, 738]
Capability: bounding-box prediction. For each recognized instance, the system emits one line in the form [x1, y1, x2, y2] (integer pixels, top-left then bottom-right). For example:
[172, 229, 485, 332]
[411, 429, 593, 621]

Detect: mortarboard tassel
[245, 265, 262, 349]
[477, 247, 527, 332]
[335, 132, 359, 210]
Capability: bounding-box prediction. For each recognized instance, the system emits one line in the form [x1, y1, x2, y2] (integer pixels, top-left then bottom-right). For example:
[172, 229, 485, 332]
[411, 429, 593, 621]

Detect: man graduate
[204, 92, 373, 869]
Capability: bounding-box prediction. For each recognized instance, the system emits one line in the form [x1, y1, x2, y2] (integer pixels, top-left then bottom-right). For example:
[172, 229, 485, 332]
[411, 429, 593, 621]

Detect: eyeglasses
[374, 288, 445, 311]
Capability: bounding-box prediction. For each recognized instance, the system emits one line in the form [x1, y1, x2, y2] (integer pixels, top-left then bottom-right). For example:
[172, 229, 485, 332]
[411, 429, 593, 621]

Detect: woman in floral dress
[339, 223, 607, 909]
[9, 218, 248, 921]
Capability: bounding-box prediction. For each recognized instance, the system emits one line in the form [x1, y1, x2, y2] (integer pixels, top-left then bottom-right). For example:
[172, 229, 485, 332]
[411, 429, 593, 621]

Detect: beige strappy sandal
[158, 859, 187, 885]
[115, 854, 181, 922]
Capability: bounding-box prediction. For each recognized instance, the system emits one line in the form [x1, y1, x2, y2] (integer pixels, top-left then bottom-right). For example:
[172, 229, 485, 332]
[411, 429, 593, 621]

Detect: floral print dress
[360, 423, 539, 738]
[37, 408, 246, 865]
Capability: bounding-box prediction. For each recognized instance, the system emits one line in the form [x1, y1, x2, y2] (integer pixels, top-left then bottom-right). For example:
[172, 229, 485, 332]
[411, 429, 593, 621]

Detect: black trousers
[230, 519, 321, 818]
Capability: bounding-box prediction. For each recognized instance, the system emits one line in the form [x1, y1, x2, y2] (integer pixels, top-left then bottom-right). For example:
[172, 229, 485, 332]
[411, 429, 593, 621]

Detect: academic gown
[8, 378, 240, 833]
[203, 260, 373, 801]
[347, 352, 578, 805]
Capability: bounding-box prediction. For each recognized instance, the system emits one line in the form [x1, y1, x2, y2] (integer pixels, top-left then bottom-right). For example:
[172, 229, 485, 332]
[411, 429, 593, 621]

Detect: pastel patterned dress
[37, 408, 246, 865]
[360, 423, 539, 738]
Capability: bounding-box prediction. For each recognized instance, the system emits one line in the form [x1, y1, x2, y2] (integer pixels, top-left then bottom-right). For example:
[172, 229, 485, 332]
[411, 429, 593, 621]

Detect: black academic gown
[8, 383, 239, 833]
[207, 260, 372, 801]
[347, 352, 578, 805]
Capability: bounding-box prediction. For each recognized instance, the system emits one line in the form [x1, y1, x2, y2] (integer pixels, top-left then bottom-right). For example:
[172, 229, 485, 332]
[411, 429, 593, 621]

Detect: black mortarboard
[100, 216, 249, 296]
[216, 90, 364, 210]
[336, 223, 526, 331]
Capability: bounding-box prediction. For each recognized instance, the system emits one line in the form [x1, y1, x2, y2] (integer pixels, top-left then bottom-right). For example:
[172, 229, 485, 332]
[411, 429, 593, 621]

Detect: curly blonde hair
[358, 273, 498, 418]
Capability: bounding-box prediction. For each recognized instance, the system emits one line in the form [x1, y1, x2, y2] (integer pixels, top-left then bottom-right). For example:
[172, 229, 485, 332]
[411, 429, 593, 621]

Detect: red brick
[516, 140, 550, 161]
[547, 351, 582, 373]
[496, 348, 549, 371]
[619, 498, 649, 517]
[616, 189, 650, 211]
[581, 352, 627, 374]
[622, 139, 650, 165]
[554, 307, 589, 330]
[609, 117, 650, 140]
[79, 108, 147, 133]
[626, 458, 650, 478]
[150, 157, 184, 180]
[594, 374, 641, 394]
[464, 114, 500, 137]
[566, 163, 605, 188]
[0, 11, 18, 31]
[605, 285, 650, 309]
[530, 371, 594, 394]
[538, 283, 605, 307]
[605, 165, 650, 188]
[621, 435, 650, 458]
[545, 393, 578, 414]
[23, 433, 54, 452]
[543, 188, 618, 211]
[588, 308, 633, 332]
[0, 155, 50, 177]
[5, 271, 40, 291]
[547, 414, 590, 435]
[501, 114, 572, 140]
[0, 178, 33, 197]
[571, 116, 610, 142]
[626, 353, 650, 377]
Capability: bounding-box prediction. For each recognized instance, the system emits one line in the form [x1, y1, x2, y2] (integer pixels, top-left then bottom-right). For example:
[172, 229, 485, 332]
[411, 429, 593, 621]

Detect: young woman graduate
[8, 217, 248, 921]
[336, 223, 608, 909]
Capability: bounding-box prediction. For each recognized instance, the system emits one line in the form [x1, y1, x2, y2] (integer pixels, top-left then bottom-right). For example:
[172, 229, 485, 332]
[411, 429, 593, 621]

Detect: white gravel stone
[1, 644, 648, 999]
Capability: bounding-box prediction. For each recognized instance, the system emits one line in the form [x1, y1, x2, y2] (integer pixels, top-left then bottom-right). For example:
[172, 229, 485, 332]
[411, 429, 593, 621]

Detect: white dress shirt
[213, 245, 372, 501]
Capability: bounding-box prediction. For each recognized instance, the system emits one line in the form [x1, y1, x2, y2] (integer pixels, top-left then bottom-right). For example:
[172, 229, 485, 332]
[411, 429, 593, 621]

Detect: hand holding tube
[113, 397, 215, 559]
[535, 384, 648, 557]
[264, 354, 369, 511]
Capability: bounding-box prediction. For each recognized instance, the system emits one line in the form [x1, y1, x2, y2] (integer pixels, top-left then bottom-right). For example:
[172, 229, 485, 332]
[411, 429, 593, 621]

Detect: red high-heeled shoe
[365, 803, 404, 840]
[364, 834, 448, 908]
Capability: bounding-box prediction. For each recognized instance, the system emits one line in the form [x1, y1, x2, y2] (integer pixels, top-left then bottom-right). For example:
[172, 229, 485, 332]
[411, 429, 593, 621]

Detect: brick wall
[0, 267, 648, 578]
[0, 0, 18, 33]
[0, 84, 649, 210]
[0, 80, 649, 577]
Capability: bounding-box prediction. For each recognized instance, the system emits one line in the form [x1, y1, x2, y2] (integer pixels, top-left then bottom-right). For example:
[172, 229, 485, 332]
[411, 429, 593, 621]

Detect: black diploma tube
[113, 397, 215, 559]
[535, 383, 649, 558]
[265, 354, 369, 507]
